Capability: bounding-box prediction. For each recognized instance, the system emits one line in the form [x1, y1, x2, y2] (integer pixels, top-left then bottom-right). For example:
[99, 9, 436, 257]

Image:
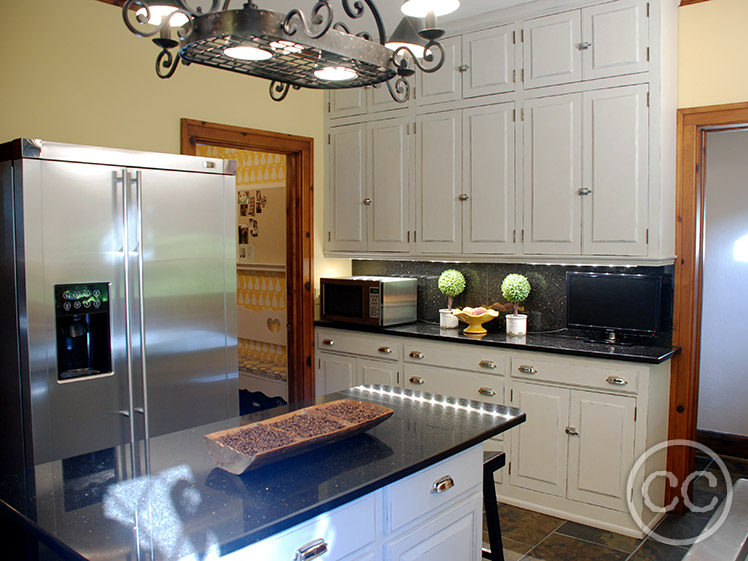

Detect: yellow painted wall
[0, 0, 351, 288]
[679, 0, 748, 108]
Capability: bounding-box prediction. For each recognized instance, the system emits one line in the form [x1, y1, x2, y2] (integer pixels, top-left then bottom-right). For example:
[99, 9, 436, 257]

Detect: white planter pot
[506, 314, 528, 337]
[439, 308, 459, 329]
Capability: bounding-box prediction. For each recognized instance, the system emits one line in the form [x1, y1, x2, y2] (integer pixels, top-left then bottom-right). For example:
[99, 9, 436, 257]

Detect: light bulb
[314, 67, 357, 81]
[224, 46, 273, 61]
[385, 41, 429, 59]
[401, 0, 460, 17]
[136, 5, 189, 27]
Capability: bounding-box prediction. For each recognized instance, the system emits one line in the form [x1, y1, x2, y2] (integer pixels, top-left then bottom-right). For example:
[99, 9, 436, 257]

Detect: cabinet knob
[517, 365, 537, 374]
[431, 475, 455, 494]
[362, 197, 372, 206]
[478, 387, 496, 397]
[321, 339, 335, 346]
[458, 193, 470, 201]
[409, 376, 425, 385]
[565, 426, 579, 436]
[458, 64, 470, 73]
[606, 375, 629, 386]
[578, 187, 592, 196]
[479, 360, 497, 369]
[378, 346, 392, 354]
[409, 351, 424, 359]
[578, 42, 592, 50]
[294, 538, 328, 561]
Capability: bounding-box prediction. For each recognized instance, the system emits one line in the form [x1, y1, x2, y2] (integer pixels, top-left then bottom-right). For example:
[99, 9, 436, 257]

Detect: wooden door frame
[180, 118, 315, 403]
[668, 102, 748, 512]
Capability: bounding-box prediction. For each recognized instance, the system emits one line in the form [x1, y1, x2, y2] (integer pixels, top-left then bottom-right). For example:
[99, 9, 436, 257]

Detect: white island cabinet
[315, 325, 673, 538]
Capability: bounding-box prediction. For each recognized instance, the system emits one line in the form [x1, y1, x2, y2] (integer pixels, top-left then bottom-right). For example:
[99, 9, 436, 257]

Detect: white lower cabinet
[315, 327, 672, 538]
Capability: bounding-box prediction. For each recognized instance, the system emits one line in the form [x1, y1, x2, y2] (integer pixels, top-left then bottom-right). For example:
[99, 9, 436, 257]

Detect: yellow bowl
[451, 308, 499, 335]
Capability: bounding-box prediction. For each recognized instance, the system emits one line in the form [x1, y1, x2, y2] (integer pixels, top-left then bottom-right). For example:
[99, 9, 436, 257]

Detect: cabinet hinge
[328, 134, 331, 145]
[318, 358, 321, 369]
[407, 231, 410, 243]
[413, 86, 417, 99]
[521, 68, 525, 82]
[328, 101, 331, 112]
[397, 372, 400, 384]
[414, 230, 417, 243]
[508, 462, 512, 475]
[521, 230, 525, 243]
[512, 70, 516, 83]
[634, 406, 638, 422]
[646, 2, 650, 17]
[646, 229, 649, 244]
[521, 108, 525, 121]
[513, 230, 516, 243]
[510, 389, 513, 402]
[512, 31, 516, 44]
[328, 231, 331, 242]
[512, 109, 516, 122]
[646, 47, 650, 62]
[647, 92, 650, 107]
[414, 122, 417, 134]
[521, 29, 524, 42]
[407, 123, 410, 135]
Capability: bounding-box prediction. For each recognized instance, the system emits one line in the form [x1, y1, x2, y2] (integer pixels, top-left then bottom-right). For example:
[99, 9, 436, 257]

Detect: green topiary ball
[438, 269, 466, 297]
[501, 274, 531, 303]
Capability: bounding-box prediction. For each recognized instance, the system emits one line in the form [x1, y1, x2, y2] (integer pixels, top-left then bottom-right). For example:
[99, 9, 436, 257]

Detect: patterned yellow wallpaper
[196, 144, 287, 378]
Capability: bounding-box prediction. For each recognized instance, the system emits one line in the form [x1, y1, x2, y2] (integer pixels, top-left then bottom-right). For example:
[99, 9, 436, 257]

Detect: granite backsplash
[351, 261, 674, 346]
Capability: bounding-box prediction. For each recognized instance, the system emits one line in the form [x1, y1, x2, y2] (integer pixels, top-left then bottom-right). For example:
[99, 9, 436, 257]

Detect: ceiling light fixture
[122, 0, 456, 103]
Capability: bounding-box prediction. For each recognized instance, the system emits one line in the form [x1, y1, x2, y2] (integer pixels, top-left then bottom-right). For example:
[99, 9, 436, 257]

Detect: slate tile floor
[482, 454, 748, 561]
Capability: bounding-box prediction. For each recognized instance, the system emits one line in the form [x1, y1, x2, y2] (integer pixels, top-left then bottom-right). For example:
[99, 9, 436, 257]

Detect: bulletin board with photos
[236, 183, 287, 268]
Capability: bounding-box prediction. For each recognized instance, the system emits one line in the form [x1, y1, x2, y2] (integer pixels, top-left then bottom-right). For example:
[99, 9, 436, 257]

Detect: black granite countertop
[0, 385, 524, 561]
[315, 320, 681, 364]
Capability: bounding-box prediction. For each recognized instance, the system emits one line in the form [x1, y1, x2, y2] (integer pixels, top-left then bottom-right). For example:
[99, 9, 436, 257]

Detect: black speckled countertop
[315, 321, 681, 364]
[0, 385, 524, 561]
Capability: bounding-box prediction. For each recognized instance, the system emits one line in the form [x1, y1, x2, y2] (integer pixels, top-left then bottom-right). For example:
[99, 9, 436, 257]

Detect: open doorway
[181, 119, 315, 403]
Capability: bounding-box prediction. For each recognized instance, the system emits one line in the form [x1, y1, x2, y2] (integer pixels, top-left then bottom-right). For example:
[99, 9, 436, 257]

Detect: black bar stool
[482, 451, 506, 561]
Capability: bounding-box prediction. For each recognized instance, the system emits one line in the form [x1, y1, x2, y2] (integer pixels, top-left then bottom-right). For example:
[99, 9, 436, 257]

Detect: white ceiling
[259, 0, 537, 37]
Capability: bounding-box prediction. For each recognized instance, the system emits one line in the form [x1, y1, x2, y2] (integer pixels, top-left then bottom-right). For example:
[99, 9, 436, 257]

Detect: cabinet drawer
[225, 494, 376, 560]
[317, 329, 401, 361]
[385, 445, 482, 532]
[404, 364, 505, 406]
[510, 356, 639, 393]
[404, 339, 506, 374]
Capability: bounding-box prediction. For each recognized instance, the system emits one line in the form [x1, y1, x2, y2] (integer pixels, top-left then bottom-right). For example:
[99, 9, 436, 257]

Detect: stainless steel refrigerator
[0, 138, 239, 472]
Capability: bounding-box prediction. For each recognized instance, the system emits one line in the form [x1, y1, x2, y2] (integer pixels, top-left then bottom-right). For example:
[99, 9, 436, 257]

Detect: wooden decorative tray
[204, 399, 394, 474]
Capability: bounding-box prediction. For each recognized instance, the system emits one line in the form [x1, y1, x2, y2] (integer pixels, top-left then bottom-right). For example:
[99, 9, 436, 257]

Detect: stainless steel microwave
[320, 276, 417, 326]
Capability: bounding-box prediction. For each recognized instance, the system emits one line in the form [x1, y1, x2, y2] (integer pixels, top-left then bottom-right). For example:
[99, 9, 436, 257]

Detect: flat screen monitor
[566, 272, 662, 335]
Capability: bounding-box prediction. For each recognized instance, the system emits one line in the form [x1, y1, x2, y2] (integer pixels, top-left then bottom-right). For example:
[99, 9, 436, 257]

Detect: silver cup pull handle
[566, 426, 579, 436]
[606, 376, 629, 386]
[321, 339, 334, 346]
[432, 475, 455, 494]
[409, 376, 425, 385]
[409, 351, 424, 359]
[479, 360, 497, 369]
[518, 365, 537, 374]
[378, 346, 392, 354]
[478, 387, 496, 397]
[295, 538, 328, 561]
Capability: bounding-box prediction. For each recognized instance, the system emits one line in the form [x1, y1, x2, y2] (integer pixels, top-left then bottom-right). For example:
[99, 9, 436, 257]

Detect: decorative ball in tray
[452, 306, 499, 336]
[204, 399, 394, 475]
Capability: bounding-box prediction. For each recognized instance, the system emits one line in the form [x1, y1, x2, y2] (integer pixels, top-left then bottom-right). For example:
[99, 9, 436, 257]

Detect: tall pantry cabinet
[324, 0, 677, 264]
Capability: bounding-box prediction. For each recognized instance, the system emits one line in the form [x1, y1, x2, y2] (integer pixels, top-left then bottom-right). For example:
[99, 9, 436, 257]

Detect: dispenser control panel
[55, 283, 110, 316]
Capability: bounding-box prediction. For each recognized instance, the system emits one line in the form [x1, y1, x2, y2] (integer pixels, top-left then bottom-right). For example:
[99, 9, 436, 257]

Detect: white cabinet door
[582, 85, 649, 256]
[582, 0, 649, 80]
[329, 89, 367, 118]
[359, 358, 399, 387]
[385, 494, 482, 561]
[417, 36, 461, 106]
[415, 110, 462, 254]
[509, 382, 569, 497]
[317, 352, 357, 395]
[567, 390, 636, 511]
[327, 123, 367, 252]
[367, 117, 411, 252]
[462, 102, 516, 254]
[523, 93, 582, 255]
[523, 10, 581, 89]
[462, 25, 515, 98]
[370, 81, 408, 113]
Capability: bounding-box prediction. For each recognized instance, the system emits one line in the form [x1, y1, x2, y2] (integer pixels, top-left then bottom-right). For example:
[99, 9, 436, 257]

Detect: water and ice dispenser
[54, 283, 112, 381]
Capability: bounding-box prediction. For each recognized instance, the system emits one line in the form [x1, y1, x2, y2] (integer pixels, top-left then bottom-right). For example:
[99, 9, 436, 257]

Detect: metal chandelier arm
[122, 1, 193, 39]
[341, 0, 386, 45]
[269, 82, 301, 102]
[391, 40, 446, 74]
[386, 77, 410, 104]
[283, 1, 334, 39]
[155, 47, 181, 79]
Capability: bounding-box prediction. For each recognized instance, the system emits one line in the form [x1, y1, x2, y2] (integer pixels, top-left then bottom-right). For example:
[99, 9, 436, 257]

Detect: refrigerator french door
[0, 139, 238, 471]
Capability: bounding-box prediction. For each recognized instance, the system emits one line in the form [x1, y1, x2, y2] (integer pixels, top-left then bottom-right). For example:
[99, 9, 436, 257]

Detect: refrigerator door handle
[113, 170, 126, 253]
[133, 170, 150, 440]
[122, 169, 137, 443]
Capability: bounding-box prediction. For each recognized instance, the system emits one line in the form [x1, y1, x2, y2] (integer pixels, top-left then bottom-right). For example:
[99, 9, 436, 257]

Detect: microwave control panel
[368, 287, 380, 319]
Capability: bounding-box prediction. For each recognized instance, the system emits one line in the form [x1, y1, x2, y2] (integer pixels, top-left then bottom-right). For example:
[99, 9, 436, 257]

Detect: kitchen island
[0, 385, 524, 561]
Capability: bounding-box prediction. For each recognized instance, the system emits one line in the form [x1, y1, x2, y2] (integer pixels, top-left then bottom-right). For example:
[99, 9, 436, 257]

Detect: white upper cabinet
[368, 118, 411, 252]
[329, 88, 368, 119]
[582, 84, 649, 256]
[523, 93, 583, 255]
[461, 25, 516, 99]
[523, 0, 649, 89]
[417, 36, 462, 106]
[462, 103, 516, 254]
[415, 110, 462, 253]
[327, 123, 367, 252]
[523, 11, 582, 89]
[581, 0, 649, 80]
